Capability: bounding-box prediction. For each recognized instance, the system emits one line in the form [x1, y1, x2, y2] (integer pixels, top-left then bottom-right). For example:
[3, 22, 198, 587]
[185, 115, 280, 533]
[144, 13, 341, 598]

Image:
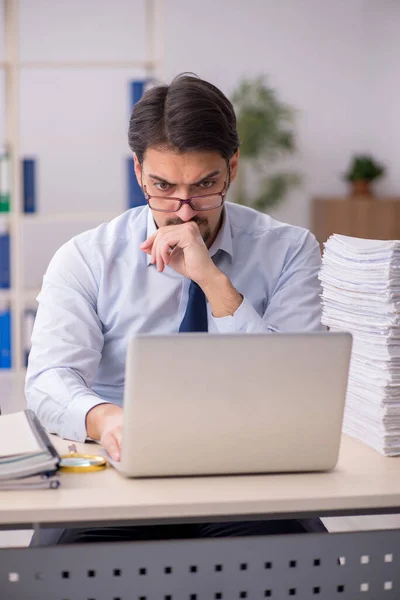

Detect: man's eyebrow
[148, 174, 172, 184]
[148, 170, 221, 185]
[195, 170, 221, 184]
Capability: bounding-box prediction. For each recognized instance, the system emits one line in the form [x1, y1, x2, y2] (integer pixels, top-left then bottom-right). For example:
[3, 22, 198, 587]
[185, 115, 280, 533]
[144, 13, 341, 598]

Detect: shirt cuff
[62, 394, 112, 442]
[211, 296, 273, 334]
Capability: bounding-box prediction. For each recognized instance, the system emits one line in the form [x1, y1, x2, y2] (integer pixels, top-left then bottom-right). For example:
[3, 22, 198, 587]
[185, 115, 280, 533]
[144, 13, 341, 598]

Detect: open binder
[0, 409, 60, 489]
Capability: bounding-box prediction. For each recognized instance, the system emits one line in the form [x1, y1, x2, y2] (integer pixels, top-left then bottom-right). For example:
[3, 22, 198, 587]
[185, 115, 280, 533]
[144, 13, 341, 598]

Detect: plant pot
[351, 179, 373, 197]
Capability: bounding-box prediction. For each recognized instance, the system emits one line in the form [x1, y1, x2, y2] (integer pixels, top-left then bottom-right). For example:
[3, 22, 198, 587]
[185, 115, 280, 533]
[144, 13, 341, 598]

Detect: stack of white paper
[319, 234, 400, 456]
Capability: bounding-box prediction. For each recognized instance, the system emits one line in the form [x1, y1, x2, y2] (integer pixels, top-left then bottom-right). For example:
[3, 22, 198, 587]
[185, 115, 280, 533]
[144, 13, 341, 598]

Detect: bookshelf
[0, 0, 164, 374]
[21, 212, 119, 225]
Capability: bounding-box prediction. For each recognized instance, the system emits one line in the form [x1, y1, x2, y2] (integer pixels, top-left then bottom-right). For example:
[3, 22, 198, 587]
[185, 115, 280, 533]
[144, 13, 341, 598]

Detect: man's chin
[201, 227, 212, 246]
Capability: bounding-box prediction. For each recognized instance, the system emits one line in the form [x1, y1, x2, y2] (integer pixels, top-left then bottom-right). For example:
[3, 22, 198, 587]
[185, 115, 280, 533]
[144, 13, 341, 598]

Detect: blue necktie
[179, 280, 208, 332]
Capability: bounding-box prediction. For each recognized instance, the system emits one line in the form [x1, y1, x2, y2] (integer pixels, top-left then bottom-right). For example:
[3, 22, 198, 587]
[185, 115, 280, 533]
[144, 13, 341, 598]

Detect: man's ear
[228, 150, 240, 183]
[133, 154, 143, 187]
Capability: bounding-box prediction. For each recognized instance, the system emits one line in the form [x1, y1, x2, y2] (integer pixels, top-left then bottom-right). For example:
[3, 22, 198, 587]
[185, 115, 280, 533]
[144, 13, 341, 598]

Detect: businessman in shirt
[27, 74, 325, 544]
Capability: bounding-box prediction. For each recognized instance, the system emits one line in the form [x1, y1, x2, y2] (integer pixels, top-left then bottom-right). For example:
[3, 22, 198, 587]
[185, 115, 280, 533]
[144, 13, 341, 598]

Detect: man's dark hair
[128, 74, 240, 163]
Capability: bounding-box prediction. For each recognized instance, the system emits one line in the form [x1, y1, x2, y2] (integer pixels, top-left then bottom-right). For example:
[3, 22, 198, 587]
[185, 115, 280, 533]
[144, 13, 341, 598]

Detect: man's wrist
[200, 270, 243, 318]
[86, 402, 121, 440]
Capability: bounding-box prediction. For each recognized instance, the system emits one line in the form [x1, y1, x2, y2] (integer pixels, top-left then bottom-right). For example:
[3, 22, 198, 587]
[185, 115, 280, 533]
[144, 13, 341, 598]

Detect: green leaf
[232, 76, 297, 161]
[344, 154, 385, 182]
[231, 76, 301, 210]
[251, 173, 302, 212]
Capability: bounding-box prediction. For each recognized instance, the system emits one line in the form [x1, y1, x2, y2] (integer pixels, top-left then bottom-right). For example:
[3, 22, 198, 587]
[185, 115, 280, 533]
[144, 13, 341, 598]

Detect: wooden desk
[2, 435, 400, 599]
[1, 434, 400, 528]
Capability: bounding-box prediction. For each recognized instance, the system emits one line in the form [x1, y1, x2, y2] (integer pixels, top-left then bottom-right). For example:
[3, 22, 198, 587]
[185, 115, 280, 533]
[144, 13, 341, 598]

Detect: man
[27, 75, 325, 544]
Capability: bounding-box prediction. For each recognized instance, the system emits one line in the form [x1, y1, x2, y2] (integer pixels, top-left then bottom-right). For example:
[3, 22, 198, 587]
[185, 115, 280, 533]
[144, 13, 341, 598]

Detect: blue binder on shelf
[0, 227, 10, 289]
[23, 158, 36, 213]
[0, 308, 11, 369]
[127, 157, 146, 208]
[127, 79, 150, 209]
[131, 80, 146, 106]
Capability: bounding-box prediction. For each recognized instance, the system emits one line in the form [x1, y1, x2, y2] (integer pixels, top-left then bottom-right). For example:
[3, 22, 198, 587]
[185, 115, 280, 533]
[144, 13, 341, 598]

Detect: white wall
[0, 0, 399, 285]
[10, 0, 150, 216]
[164, 0, 374, 227]
[0, 1, 5, 143]
[364, 0, 400, 197]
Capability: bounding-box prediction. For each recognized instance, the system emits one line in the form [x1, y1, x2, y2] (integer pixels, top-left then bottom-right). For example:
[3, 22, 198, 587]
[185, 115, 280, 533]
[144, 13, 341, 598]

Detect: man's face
[134, 147, 239, 248]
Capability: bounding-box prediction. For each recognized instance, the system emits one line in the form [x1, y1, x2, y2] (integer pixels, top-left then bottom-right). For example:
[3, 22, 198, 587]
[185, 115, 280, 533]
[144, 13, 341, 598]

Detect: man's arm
[142, 222, 324, 333]
[210, 230, 325, 333]
[201, 270, 243, 317]
[25, 239, 109, 442]
[140, 220, 243, 316]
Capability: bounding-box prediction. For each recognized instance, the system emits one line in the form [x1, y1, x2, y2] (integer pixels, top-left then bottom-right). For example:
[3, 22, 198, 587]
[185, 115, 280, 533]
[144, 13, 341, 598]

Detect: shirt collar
[145, 205, 233, 266]
[208, 206, 233, 260]
[145, 208, 157, 266]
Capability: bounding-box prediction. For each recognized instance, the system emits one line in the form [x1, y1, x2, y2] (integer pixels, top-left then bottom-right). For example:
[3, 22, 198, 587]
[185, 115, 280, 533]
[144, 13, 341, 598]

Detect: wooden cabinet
[312, 197, 400, 244]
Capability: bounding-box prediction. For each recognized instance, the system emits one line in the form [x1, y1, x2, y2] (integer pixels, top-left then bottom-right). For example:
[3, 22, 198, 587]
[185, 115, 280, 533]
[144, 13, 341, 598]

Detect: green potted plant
[344, 154, 385, 196]
[231, 76, 301, 211]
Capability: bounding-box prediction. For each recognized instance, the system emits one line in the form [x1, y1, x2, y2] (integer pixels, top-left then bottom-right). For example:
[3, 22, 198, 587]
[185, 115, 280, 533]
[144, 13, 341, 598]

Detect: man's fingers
[150, 235, 159, 268]
[102, 431, 121, 462]
[160, 241, 172, 267]
[140, 236, 155, 257]
[150, 243, 156, 265]
[156, 251, 165, 272]
[144, 225, 198, 272]
[150, 235, 165, 272]
[140, 232, 156, 248]
[114, 427, 122, 448]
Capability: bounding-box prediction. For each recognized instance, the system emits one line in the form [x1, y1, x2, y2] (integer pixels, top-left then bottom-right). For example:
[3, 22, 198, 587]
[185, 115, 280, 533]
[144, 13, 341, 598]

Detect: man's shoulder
[49, 206, 148, 270]
[225, 202, 311, 245]
[72, 205, 148, 250]
[44, 207, 149, 279]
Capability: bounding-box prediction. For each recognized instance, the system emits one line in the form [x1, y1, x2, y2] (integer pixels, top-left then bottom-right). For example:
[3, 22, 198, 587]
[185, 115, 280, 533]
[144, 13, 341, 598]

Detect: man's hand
[141, 221, 243, 317]
[86, 403, 123, 461]
[140, 221, 219, 286]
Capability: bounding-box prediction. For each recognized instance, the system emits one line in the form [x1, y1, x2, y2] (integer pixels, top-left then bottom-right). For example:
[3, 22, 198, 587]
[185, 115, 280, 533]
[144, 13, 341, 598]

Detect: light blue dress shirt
[25, 202, 324, 441]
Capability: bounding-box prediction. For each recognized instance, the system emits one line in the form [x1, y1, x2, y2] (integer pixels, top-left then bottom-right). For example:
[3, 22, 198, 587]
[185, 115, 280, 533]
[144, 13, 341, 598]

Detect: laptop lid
[120, 332, 352, 477]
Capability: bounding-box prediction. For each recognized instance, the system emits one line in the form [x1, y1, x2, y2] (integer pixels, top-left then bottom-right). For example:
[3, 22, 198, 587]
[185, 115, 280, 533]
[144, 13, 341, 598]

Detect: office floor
[1, 372, 400, 547]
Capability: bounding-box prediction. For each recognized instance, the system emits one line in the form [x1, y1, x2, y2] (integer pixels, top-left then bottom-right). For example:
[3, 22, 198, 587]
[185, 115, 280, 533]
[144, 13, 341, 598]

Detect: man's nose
[177, 200, 198, 222]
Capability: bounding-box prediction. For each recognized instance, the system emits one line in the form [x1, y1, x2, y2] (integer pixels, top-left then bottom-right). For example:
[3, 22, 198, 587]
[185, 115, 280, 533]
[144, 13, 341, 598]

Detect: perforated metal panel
[1, 529, 400, 599]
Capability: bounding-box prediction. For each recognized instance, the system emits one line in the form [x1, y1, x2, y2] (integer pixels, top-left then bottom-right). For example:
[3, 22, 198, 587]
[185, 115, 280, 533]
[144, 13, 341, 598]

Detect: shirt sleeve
[25, 238, 109, 442]
[211, 230, 325, 334]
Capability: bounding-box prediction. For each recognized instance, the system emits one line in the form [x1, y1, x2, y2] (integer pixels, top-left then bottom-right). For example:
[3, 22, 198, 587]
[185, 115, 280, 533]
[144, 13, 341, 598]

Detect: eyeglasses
[140, 162, 231, 213]
[143, 183, 227, 213]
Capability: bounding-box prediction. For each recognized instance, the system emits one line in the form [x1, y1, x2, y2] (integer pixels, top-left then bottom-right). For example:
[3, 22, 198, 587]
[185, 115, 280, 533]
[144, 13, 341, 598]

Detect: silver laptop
[120, 332, 352, 477]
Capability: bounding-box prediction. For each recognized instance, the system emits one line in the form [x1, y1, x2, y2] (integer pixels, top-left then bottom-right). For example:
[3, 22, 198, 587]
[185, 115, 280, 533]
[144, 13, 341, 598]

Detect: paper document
[320, 234, 400, 456]
[0, 412, 41, 457]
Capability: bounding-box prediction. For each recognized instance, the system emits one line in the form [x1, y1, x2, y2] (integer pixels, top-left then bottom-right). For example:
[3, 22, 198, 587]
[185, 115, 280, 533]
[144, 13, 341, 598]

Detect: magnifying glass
[59, 452, 107, 473]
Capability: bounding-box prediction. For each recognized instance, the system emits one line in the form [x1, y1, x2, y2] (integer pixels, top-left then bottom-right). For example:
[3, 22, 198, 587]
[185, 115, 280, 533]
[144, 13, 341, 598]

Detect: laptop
[119, 332, 352, 477]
